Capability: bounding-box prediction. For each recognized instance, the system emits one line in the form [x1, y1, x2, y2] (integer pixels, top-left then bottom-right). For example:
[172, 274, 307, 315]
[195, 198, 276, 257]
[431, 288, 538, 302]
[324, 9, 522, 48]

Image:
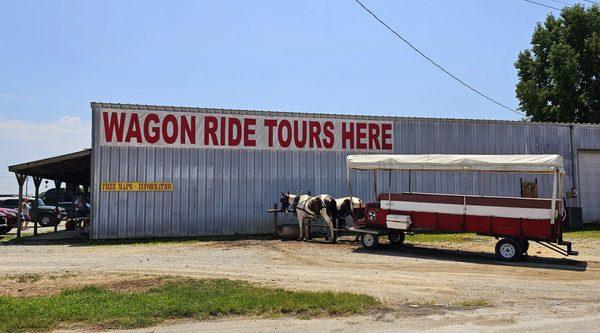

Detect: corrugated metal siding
[90, 103, 600, 239]
[578, 150, 600, 222]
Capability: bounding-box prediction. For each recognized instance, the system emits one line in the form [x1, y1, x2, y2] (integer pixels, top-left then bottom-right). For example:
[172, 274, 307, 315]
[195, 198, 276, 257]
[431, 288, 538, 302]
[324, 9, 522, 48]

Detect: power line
[583, 0, 599, 4]
[524, 0, 562, 10]
[352, 0, 524, 116]
[547, 0, 571, 5]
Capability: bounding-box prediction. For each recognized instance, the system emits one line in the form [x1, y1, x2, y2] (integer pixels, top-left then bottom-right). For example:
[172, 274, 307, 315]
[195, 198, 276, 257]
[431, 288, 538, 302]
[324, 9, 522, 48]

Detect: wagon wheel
[388, 230, 405, 246]
[361, 233, 379, 249]
[519, 239, 530, 254]
[495, 238, 523, 262]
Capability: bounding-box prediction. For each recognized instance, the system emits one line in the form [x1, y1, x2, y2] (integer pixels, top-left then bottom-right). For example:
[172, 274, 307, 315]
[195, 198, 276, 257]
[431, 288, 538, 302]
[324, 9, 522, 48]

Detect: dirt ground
[1, 235, 600, 332]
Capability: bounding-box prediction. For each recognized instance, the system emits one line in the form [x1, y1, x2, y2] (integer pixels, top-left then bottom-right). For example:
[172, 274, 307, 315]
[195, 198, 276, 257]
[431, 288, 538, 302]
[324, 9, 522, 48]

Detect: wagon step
[558, 241, 579, 256]
[535, 240, 578, 256]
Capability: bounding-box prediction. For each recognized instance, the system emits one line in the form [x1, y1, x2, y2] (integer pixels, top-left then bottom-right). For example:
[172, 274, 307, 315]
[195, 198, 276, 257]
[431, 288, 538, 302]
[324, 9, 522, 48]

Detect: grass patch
[455, 299, 489, 308]
[407, 232, 487, 243]
[563, 225, 600, 240]
[0, 278, 379, 333]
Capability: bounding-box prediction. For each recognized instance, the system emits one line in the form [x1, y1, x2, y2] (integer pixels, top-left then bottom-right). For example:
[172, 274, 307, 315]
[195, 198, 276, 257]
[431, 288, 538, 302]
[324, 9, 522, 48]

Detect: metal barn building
[83, 103, 600, 239]
[9, 102, 600, 239]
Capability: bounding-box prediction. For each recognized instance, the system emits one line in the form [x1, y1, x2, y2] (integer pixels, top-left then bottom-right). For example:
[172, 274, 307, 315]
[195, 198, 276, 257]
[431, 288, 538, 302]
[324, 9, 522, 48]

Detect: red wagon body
[359, 192, 563, 241]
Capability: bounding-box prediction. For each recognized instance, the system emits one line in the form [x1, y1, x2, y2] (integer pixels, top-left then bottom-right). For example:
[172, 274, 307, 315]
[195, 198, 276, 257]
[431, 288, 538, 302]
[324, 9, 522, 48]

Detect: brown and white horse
[335, 197, 363, 217]
[280, 193, 338, 242]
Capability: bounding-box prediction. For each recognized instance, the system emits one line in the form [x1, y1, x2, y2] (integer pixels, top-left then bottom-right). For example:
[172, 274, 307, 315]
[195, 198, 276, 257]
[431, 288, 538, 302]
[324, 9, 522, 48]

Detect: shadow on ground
[352, 243, 587, 272]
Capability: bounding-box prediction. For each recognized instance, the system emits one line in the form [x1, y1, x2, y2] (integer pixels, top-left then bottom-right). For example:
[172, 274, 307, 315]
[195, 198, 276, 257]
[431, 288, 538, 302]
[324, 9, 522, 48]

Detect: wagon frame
[345, 154, 578, 261]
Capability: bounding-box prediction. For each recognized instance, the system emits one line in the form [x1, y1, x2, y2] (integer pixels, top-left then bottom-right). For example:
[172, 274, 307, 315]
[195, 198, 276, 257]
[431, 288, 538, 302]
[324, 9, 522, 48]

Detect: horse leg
[320, 209, 336, 243]
[297, 213, 303, 241]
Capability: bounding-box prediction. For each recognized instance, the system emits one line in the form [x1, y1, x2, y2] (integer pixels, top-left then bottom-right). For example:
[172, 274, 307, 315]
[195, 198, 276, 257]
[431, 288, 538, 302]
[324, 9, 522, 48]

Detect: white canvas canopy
[345, 154, 565, 224]
[346, 154, 565, 174]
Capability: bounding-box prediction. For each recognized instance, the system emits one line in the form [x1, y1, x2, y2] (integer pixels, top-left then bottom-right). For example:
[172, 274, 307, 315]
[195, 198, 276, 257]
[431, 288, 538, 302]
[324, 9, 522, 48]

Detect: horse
[335, 197, 363, 218]
[333, 197, 362, 227]
[280, 192, 337, 242]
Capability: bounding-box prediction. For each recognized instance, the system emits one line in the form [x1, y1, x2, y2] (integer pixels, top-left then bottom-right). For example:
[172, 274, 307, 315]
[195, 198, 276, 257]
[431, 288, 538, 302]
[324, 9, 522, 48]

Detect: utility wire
[583, 0, 599, 4]
[353, 0, 523, 116]
[547, 0, 571, 5]
[524, 0, 562, 10]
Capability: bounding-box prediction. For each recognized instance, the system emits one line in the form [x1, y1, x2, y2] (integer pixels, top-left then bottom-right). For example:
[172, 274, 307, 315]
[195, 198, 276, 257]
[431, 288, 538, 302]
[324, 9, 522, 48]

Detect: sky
[0, 0, 585, 194]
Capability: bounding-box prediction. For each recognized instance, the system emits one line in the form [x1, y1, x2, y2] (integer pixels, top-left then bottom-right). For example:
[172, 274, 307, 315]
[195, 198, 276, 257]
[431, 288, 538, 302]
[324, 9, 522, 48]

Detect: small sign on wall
[101, 182, 173, 192]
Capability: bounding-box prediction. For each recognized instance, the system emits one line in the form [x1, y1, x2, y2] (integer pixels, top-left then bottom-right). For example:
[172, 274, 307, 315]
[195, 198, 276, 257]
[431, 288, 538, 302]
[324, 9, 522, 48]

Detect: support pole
[68, 183, 75, 223]
[53, 180, 62, 232]
[347, 166, 354, 214]
[559, 173, 564, 218]
[463, 169, 468, 215]
[551, 169, 558, 225]
[33, 177, 42, 236]
[388, 170, 392, 207]
[14, 173, 27, 239]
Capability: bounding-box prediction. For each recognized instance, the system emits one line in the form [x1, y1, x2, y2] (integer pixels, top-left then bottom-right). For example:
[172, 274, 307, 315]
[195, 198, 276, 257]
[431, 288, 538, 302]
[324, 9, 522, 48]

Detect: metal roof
[8, 149, 91, 185]
[91, 102, 600, 128]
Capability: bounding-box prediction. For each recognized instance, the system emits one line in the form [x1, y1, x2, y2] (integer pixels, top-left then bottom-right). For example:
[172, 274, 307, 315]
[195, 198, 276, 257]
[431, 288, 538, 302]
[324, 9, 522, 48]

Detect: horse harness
[292, 195, 318, 218]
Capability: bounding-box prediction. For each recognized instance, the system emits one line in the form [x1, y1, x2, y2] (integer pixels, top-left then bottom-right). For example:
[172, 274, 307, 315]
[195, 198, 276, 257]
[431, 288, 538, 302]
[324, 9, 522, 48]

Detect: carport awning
[8, 149, 91, 185]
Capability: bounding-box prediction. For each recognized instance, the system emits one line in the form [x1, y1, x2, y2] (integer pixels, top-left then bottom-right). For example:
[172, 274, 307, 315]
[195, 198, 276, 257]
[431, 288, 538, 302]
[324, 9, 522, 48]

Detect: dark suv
[0, 197, 67, 227]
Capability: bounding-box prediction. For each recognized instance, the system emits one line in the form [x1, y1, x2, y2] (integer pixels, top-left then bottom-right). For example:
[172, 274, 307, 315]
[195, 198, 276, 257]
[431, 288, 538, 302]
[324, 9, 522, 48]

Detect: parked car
[40, 188, 72, 205]
[59, 201, 91, 214]
[0, 207, 18, 234]
[0, 197, 67, 227]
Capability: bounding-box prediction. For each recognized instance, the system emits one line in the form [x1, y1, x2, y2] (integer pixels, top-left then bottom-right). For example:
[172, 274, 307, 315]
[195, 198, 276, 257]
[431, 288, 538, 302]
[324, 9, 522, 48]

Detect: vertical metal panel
[572, 125, 600, 208]
[578, 150, 600, 222]
[90, 103, 600, 239]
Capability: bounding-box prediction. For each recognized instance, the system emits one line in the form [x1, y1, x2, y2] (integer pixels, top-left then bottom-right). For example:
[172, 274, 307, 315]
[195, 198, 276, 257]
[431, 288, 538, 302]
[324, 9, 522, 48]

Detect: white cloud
[0, 116, 91, 194]
[0, 92, 39, 103]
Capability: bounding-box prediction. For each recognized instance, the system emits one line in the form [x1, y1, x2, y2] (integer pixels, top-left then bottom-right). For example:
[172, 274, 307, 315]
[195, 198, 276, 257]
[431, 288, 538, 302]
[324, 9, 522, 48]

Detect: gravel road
[2, 236, 599, 332]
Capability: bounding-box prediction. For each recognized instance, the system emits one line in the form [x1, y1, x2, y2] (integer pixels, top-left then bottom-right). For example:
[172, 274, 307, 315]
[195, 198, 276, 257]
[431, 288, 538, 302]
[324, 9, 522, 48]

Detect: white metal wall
[90, 103, 600, 239]
[578, 150, 600, 222]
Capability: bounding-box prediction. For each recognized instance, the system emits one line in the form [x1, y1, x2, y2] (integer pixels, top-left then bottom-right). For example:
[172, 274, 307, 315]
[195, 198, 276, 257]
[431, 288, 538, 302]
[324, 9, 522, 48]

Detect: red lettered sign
[99, 109, 393, 152]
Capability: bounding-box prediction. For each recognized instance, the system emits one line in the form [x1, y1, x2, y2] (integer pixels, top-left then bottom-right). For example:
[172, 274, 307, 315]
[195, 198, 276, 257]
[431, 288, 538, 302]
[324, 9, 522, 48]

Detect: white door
[578, 150, 600, 223]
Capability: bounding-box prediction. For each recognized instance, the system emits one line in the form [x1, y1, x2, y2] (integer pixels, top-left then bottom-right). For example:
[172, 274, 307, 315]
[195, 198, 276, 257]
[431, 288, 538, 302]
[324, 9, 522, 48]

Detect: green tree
[515, 5, 600, 123]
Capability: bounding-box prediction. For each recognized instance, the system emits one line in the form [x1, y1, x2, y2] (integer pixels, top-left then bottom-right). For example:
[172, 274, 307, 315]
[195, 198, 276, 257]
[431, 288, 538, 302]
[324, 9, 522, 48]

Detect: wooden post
[53, 180, 62, 232]
[33, 177, 42, 236]
[14, 173, 27, 239]
[68, 184, 76, 233]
